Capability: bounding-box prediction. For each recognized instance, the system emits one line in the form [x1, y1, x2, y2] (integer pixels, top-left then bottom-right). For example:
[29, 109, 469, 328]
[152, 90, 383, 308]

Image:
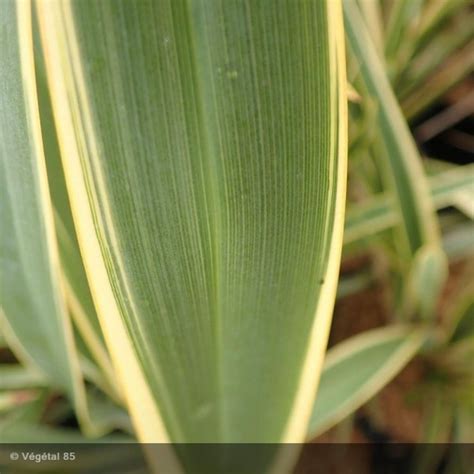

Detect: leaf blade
[38, 0, 347, 454]
[344, 0, 440, 255]
[0, 0, 82, 414]
[307, 325, 429, 439]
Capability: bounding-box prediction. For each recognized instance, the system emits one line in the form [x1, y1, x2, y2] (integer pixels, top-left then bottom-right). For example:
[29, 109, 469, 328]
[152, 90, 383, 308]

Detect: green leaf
[0, 419, 131, 444]
[397, 16, 474, 100]
[357, 0, 383, 52]
[307, 325, 429, 439]
[447, 289, 474, 343]
[406, 0, 471, 62]
[0, 366, 46, 390]
[384, 0, 423, 66]
[344, 0, 441, 257]
[0, 0, 84, 424]
[404, 244, 448, 321]
[442, 220, 474, 261]
[453, 406, 474, 443]
[33, 22, 120, 399]
[0, 391, 40, 413]
[0, 0, 118, 438]
[344, 1, 448, 323]
[344, 163, 474, 245]
[401, 40, 474, 120]
[38, 1, 347, 468]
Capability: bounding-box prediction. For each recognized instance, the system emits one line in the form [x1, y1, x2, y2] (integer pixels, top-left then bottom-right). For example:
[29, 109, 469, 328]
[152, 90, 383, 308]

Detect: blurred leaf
[397, 15, 474, 100]
[0, 0, 93, 433]
[384, 0, 423, 67]
[307, 325, 429, 439]
[0, 0, 126, 439]
[442, 220, 474, 261]
[336, 269, 373, 299]
[449, 292, 474, 343]
[0, 390, 40, 413]
[0, 0, 72, 398]
[345, 163, 474, 245]
[357, 0, 383, 52]
[453, 406, 474, 443]
[0, 418, 131, 444]
[407, 0, 471, 61]
[0, 366, 46, 390]
[421, 395, 453, 443]
[451, 190, 474, 220]
[344, 0, 441, 257]
[345, 0, 449, 324]
[340, 220, 473, 299]
[404, 244, 448, 321]
[401, 40, 474, 120]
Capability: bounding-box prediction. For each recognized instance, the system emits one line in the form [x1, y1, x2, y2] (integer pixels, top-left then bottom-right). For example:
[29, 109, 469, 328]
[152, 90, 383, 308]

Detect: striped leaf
[1, 0, 130, 438]
[344, 163, 474, 245]
[37, 0, 347, 470]
[0, 0, 92, 430]
[308, 325, 429, 439]
[34, 28, 121, 401]
[344, 0, 440, 256]
[0, 366, 46, 390]
[344, 0, 448, 321]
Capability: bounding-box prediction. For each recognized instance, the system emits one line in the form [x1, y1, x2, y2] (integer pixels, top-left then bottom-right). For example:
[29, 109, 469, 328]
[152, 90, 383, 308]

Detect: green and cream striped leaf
[307, 325, 429, 439]
[397, 16, 474, 100]
[405, 0, 471, 63]
[0, 365, 46, 391]
[0, 0, 116, 438]
[0, 0, 72, 394]
[0, 390, 41, 414]
[344, 0, 441, 257]
[404, 244, 448, 320]
[33, 16, 121, 401]
[0, 418, 131, 444]
[38, 1, 347, 469]
[345, 1, 447, 321]
[401, 40, 474, 120]
[344, 163, 474, 245]
[388, 0, 471, 88]
[0, 0, 87, 429]
[442, 220, 474, 261]
[357, 0, 383, 52]
[384, 0, 423, 68]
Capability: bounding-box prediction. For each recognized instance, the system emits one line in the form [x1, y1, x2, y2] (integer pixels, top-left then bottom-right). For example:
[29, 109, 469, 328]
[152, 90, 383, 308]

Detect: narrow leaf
[0, 0, 83, 421]
[344, 0, 441, 256]
[0, 0, 114, 438]
[344, 163, 474, 245]
[307, 325, 429, 439]
[33, 23, 119, 397]
[0, 366, 46, 390]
